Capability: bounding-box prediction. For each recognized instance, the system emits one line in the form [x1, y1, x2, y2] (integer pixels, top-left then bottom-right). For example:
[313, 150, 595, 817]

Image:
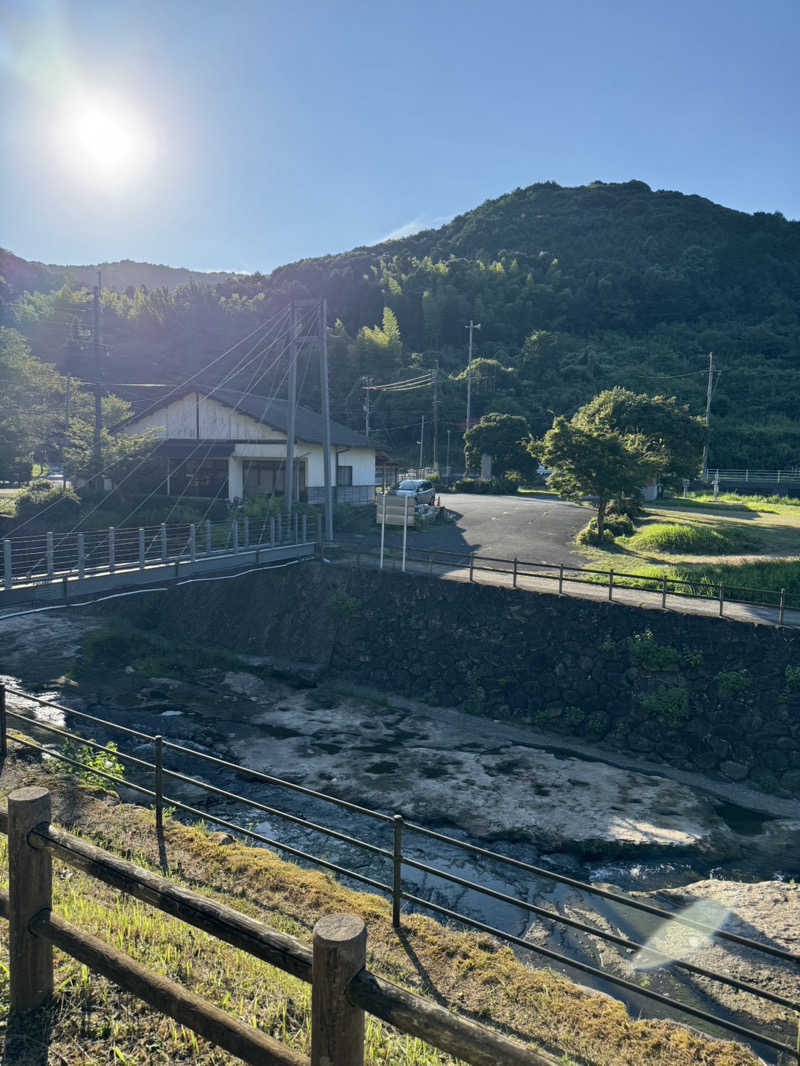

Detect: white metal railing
[2, 513, 322, 592]
[703, 469, 800, 485]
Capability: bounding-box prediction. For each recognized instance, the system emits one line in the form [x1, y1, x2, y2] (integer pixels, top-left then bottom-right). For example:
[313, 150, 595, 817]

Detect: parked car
[391, 479, 436, 506]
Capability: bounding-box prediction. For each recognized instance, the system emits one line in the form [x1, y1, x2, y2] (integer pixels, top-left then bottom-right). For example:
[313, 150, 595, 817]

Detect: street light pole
[418, 414, 425, 474]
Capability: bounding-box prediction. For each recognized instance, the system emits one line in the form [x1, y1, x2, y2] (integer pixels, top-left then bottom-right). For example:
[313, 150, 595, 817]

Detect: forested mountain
[3, 179, 800, 468]
[0, 249, 240, 298]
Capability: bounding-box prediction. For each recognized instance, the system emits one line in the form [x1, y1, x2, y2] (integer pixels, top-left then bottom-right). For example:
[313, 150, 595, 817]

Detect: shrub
[14, 482, 81, 525]
[452, 478, 491, 494]
[576, 513, 632, 545]
[785, 665, 800, 690]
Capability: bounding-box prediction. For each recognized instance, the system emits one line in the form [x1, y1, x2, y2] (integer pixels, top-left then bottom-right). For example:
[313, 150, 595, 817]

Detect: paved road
[377, 492, 591, 567]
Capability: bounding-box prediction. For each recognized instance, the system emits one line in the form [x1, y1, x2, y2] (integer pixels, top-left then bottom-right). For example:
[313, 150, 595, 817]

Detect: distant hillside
[0, 248, 243, 296]
[4, 179, 800, 467]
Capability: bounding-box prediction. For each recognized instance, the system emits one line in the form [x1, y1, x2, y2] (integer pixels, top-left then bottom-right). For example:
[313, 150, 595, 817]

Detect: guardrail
[333, 540, 798, 626]
[2, 513, 321, 593]
[2, 684, 797, 1059]
[0, 787, 548, 1066]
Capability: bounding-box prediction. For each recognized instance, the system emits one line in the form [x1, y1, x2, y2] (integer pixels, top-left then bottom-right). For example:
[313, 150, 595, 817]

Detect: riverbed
[2, 609, 799, 1061]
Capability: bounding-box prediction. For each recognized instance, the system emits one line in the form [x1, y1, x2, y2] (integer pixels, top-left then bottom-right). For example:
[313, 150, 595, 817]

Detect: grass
[670, 491, 800, 513]
[0, 759, 763, 1066]
[574, 495, 800, 609]
[624, 522, 755, 555]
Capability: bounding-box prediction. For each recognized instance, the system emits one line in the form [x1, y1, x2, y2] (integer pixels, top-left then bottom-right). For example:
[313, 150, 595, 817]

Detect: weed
[715, 669, 752, 700]
[61, 740, 124, 791]
[784, 665, 800, 690]
[628, 630, 680, 670]
[640, 686, 690, 724]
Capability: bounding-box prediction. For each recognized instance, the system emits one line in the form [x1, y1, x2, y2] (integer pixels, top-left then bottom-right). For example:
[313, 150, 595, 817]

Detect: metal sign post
[379, 494, 387, 570]
[401, 496, 409, 572]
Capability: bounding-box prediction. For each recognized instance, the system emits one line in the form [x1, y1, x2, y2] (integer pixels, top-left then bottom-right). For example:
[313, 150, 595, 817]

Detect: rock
[124, 665, 135, 674]
[720, 761, 749, 781]
[208, 831, 235, 845]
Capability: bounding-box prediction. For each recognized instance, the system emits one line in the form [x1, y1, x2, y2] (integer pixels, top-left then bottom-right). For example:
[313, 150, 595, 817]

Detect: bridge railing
[1, 684, 797, 1059]
[2, 513, 321, 591]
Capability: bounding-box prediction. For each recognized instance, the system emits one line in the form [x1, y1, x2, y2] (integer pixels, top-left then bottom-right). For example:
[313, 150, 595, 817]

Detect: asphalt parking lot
[377, 492, 592, 566]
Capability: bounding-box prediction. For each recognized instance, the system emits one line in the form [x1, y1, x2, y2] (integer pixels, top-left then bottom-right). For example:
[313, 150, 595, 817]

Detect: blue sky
[2, 0, 798, 273]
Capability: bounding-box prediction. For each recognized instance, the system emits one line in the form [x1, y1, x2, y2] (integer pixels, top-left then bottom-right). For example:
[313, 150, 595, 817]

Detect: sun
[53, 93, 155, 189]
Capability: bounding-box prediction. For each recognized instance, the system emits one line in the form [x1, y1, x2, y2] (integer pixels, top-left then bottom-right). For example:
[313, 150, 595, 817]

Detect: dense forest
[2, 179, 800, 469]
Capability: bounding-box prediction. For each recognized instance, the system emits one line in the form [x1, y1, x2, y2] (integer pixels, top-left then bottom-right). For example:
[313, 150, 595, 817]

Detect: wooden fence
[0, 786, 554, 1066]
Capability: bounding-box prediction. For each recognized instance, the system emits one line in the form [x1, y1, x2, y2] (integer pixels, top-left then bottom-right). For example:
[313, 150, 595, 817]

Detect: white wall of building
[122, 393, 286, 442]
[121, 394, 376, 502]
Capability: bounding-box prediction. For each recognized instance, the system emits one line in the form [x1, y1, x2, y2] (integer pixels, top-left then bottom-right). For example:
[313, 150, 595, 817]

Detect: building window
[337, 465, 353, 487]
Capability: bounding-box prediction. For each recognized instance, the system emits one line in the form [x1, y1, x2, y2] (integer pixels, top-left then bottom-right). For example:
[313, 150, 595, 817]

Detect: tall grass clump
[626, 522, 753, 555]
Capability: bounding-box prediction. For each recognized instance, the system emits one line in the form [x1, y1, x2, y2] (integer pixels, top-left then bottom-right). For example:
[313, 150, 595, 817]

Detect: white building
[115, 387, 380, 505]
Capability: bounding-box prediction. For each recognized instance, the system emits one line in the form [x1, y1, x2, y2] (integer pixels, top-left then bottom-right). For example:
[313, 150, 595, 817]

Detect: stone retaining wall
[107, 562, 800, 797]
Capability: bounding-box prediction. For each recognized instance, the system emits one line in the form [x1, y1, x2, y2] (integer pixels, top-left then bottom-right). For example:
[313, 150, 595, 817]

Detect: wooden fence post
[8, 786, 53, 1010]
[718, 584, 724, 617]
[608, 569, 614, 601]
[3, 538, 11, 590]
[512, 557, 518, 589]
[139, 527, 146, 570]
[779, 588, 785, 626]
[558, 563, 564, 595]
[46, 532, 54, 582]
[662, 573, 668, 609]
[312, 914, 366, 1066]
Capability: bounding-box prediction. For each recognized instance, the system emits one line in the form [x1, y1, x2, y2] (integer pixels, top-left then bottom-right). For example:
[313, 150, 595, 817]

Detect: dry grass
[0, 757, 763, 1066]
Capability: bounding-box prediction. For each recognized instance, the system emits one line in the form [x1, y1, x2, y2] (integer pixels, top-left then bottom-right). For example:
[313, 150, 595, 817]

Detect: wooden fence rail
[0, 787, 555, 1066]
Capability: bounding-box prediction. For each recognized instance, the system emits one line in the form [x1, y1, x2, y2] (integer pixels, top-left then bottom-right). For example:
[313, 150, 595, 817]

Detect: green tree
[539, 417, 659, 535]
[0, 328, 63, 481]
[574, 387, 704, 488]
[464, 413, 536, 477]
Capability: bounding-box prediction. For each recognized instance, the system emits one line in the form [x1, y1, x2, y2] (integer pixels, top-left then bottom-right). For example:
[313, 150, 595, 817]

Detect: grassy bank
[0, 759, 761, 1066]
[575, 496, 800, 605]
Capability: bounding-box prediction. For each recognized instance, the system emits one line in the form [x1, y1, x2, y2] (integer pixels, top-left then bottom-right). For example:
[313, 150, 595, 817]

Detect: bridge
[0, 513, 318, 612]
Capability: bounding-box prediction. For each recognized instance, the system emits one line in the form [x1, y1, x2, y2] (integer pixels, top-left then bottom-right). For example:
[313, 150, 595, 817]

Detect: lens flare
[632, 899, 731, 971]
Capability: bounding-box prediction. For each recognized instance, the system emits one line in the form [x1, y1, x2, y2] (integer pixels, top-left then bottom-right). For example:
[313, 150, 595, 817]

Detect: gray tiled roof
[118, 387, 376, 450]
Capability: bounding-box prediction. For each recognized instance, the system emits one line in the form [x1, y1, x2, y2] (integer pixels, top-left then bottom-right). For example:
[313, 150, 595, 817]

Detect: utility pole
[418, 414, 425, 474]
[446, 428, 452, 478]
[285, 301, 297, 512]
[62, 376, 71, 491]
[432, 364, 439, 473]
[362, 376, 373, 437]
[92, 271, 102, 489]
[701, 352, 714, 478]
[465, 319, 480, 476]
[319, 297, 334, 541]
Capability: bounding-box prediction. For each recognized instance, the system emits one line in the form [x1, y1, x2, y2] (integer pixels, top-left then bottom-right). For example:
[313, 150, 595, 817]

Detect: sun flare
[53, 93, 155, 189]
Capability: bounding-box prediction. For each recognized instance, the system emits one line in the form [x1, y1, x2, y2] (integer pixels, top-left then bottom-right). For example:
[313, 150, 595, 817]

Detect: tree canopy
[464, 413, 535, 477]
